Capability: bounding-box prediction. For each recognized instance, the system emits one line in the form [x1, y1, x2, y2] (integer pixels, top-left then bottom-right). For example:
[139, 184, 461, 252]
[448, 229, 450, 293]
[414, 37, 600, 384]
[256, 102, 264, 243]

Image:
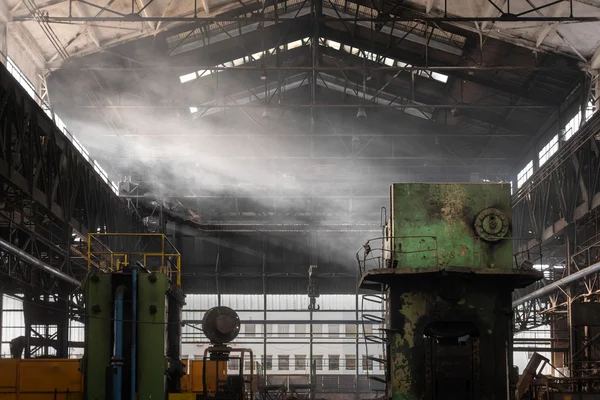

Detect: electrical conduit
[131, 267, 137, 400]
[113, 286, 126, 400]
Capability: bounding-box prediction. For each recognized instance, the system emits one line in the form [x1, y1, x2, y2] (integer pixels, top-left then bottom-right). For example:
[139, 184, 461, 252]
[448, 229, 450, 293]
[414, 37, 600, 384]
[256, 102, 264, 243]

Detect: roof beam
[535, 2, 568, 48]
[590, 44, 600, 69]
[321, 27, 560, 106]
[7, 23, 46, 69]
[0, 1, 9, 22]
[426, 0, 435, 14]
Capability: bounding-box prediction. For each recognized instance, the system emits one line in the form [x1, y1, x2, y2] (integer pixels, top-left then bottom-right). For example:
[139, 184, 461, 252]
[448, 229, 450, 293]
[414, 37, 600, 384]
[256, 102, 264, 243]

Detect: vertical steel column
[566, 225, 576, 377]
[308, 229, 316, 400]
[0, 293, 3, 351]
[262, 244, 268, 388]
[355, 269, 360, 400]
[131, 267, 138, 400]
[594, 74, 599, 112]
[113, 286, 126, 400]
[310, 0, 321, 126]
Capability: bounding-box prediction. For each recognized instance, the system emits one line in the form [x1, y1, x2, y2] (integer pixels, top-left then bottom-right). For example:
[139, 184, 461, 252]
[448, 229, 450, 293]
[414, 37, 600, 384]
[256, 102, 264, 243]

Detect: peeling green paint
[390, 183, 512, 270]
[363, 183, 542, 400]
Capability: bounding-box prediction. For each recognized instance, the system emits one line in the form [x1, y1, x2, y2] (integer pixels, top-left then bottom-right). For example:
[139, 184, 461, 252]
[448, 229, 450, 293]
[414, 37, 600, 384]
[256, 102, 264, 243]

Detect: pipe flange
[474, 208, 509, 242]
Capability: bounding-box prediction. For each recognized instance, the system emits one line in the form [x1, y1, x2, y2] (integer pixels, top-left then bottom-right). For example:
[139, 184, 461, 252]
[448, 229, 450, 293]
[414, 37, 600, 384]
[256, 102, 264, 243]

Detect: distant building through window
[346, 355, 356, 370]
[362, 355, 373, 371]
[329, 355, 340, 371]
[295, 324, 306, 337]
[278, 355, 289, 371]
[345, 324, 357, 337]
[278, 324, 289, 335]
[228, 358, 240, 371]
[265, 355, 273, 370]
[313, 355, 323, 370]
[295, 355, 306, 370]
[328, 324, 339, 337]
[245, 322, 256, 337]
[313, 324, 322, 335]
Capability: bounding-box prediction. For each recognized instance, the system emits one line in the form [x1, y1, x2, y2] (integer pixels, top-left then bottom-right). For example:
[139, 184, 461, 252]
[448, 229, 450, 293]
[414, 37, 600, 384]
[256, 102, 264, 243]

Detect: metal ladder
[361, 286, 387, 398]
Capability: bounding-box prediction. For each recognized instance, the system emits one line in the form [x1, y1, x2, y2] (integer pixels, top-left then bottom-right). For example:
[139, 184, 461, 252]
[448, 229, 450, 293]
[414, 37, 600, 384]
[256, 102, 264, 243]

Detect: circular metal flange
[474, 208, 509, 242]
[202, 306, 241, 344]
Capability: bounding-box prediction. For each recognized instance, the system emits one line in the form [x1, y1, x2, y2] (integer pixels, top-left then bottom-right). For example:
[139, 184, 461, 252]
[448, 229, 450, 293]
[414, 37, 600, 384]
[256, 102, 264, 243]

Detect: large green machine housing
[361, 183, 541, 400]
[82, 268, 184, 400]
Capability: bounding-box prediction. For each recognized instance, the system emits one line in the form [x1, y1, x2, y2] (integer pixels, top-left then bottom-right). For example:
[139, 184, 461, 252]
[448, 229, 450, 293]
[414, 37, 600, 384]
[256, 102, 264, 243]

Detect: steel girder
[513, 112, 600, 256]
[12, 0, 600, 23]
[0, 62, 140, 238]
[511, 111, 600, 377]
[0, 60, 142, 355]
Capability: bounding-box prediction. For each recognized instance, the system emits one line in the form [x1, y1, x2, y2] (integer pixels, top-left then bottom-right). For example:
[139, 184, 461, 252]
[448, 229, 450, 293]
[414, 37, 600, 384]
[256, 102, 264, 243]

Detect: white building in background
[181, 294, 386, 377]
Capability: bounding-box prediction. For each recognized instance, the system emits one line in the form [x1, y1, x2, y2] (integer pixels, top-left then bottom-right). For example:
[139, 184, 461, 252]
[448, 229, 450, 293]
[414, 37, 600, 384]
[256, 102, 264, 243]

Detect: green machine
[82, 267, 185, 400]
[360, 183, 541, 400]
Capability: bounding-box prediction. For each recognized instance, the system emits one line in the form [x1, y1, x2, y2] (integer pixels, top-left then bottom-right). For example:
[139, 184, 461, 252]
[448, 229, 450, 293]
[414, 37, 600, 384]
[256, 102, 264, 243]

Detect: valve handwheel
[474, 208, 509, 242]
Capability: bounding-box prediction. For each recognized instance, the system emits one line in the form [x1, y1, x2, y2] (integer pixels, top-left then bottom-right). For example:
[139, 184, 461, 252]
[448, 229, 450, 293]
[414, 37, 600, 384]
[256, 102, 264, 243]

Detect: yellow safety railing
[87, 233, 182, 286]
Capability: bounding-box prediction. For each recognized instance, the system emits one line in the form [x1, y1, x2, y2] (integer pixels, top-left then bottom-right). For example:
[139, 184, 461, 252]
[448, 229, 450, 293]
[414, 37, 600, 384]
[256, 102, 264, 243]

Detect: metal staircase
[361, 287, 387, 398]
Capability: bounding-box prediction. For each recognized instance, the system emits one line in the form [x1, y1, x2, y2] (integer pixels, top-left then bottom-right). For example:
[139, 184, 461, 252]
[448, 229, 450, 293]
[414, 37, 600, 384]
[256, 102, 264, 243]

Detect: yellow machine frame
[87, 233, 181, 286]
[0, 358, 83, 399]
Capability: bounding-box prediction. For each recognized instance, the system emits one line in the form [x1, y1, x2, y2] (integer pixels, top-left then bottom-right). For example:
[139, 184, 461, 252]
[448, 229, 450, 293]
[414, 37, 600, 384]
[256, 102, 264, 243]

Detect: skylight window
[321, 40, 449, 84]
[538, 134, 558, 167]
[179, 72, 197, 83]
[322, 39, 341, 50]
[564, 111, 581, 141]
[517, 161, 534, 188]
[287, 39, 304, 50]
[585, 99, 596, 122]
[189, 107, 199, 113]
[182, 38, 310, 86]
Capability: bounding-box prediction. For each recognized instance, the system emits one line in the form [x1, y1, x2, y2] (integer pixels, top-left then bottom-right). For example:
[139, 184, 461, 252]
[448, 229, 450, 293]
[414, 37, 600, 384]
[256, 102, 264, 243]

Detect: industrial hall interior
[1, 0, 600, 399]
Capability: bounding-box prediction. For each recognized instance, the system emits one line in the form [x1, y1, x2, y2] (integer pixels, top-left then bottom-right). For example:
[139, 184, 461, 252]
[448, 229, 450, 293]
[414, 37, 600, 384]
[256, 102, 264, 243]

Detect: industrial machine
[0, 233, 258, 400]
[200, 306, 254, 400]
[359, 183, 543, 400]
[83, 263, 185, 400]
[82, 233, 185, 400]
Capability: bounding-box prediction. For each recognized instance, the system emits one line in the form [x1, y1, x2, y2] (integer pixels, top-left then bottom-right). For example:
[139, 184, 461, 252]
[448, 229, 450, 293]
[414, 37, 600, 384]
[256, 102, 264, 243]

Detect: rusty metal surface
[361, 183, 543, 400]
[388, 183, 514, 271]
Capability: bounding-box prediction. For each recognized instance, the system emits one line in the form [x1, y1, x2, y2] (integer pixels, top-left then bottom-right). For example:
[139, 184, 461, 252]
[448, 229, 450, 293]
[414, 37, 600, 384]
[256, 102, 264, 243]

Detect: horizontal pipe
[51, 66, 576, 72]
[71, 104, 556, 110]
[512, 262, 600, 308]
[19, 16, 600, 23]
[183, 319, 381, 324]
[0, 237, 81, 287]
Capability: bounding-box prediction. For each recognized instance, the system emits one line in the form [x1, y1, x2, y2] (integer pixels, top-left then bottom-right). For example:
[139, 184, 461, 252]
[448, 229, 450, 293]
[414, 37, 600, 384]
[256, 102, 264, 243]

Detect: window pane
[328, 324, 339, 337]
[228, 358, 240, 371]
[313, 355, 323, 370]
[313, 324, 322, 334]
[245, 324, 256, 337]
[328, 355, 339, 371]
[278, 355, 289, 371]
[278, 324, 289, 334]
[346, 355, 356, 370]
[295, 324, 306, 337]
[345, 324, 356, 337]
[295, 355, 306, 370]
[266, 355, 273, 370]
[362, 355, 373, 371]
